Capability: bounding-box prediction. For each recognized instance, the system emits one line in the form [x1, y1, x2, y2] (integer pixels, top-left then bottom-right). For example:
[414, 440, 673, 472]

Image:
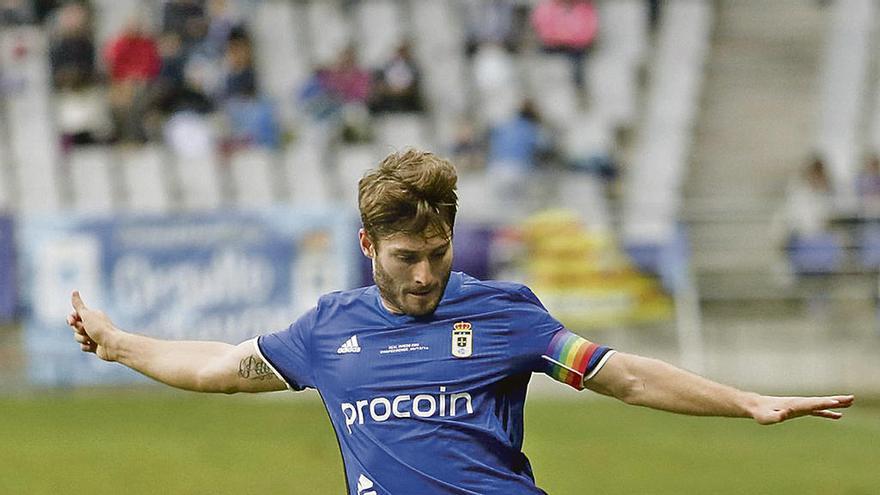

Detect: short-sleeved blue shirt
[257, 272, 613, 495]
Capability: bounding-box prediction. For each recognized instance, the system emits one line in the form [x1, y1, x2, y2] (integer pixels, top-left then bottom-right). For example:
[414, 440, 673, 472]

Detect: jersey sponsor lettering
[341, 387, 474, 434]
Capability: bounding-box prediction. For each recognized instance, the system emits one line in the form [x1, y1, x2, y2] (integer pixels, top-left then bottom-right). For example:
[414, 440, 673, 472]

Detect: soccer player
[67, 149, 854, 495]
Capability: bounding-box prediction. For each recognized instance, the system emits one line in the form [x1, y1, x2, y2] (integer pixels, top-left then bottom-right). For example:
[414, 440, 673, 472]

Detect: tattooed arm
[66, 291, 287, 393]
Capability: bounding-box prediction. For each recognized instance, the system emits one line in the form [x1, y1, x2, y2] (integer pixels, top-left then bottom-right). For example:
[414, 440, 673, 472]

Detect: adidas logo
[337, 335, 361, 354]
[357, 474, 376, 495]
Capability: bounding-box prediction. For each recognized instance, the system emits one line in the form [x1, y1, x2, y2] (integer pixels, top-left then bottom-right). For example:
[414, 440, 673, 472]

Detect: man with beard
[68, 149, 854, 495]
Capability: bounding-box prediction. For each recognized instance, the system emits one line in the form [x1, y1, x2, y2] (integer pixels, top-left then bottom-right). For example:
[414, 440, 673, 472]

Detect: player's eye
[431, 250, 448, 259]
[397, 254, 417, 263]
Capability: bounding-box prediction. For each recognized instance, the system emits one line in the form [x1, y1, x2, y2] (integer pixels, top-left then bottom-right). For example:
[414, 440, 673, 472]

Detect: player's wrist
[100, 326, 127, 362]
[741, 392, 764, 421]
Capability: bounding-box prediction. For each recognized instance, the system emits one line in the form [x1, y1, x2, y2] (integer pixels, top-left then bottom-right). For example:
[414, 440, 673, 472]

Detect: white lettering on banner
[112, 250, 275, 317]
[341, 387, 474, 434]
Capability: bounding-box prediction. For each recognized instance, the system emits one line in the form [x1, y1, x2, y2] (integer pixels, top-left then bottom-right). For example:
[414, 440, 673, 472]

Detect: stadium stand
[119, 144, 172, 213]
[68, 145, 117, 212]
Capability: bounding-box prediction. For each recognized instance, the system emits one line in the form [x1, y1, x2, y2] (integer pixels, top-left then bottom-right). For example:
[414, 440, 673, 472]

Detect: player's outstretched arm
[66, 291, 286, 394]
[583, 352, 854, 425]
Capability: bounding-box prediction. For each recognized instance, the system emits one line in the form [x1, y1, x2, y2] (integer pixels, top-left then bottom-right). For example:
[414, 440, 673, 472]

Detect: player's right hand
[67, 291, 117, 362]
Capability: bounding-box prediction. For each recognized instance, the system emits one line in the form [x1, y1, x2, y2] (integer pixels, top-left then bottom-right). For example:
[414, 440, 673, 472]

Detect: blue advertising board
[0, 215, 15, 322]
[20, 208, 359, 387]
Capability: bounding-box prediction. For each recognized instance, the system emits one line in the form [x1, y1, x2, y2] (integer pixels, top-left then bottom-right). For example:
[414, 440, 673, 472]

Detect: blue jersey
[256, 272, 614, 495]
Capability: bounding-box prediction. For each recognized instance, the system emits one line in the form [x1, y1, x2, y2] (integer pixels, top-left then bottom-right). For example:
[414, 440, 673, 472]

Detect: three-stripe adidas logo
[337, 335, 361, 354]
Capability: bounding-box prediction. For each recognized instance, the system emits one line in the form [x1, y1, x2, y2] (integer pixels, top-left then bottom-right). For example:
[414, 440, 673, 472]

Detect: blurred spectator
[856, 153, 880, 218]
[48, 2, 112, 146]
[782, 156, 834, 237]
[298, 47, 372, 142]
[369, 42, 424, 115]
[486, 100, 551, 216]
[145, 32, 214, 139]
[462, 0, 519, 55]
[48, 2, 96, 90]
[777, 156, 843, 275]
[450, 120, 485, 173]
[221, 31, 257, 100]
[162, 0, 206, 48]
[530, 0, 599, 87]
[0, 0, 33, 25]
[203, 0, 243, 58]
[223, 87, 280, 150]
[104, 14, 161, 143]
[33, 0, 61, 24]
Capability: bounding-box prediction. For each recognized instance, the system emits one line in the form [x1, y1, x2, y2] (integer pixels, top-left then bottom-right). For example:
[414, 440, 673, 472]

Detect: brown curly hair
[358, 149, 458, 242]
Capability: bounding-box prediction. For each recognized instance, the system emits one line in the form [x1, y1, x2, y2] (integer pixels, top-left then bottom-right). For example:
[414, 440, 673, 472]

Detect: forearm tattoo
[238, 355, 275, 381]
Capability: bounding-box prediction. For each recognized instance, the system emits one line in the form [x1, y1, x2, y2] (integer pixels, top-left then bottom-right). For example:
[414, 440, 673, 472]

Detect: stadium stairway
[685, 0, 828, 301]
[681, 0, 880, 392]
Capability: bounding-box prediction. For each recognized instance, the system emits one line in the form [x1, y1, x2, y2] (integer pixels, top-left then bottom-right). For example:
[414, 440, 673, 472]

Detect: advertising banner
[20, 208, 359, 387]
[0, 215, 15, 322]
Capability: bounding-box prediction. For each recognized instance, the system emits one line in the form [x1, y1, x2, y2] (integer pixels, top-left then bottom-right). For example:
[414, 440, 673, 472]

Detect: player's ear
[358, 229, 375, 259]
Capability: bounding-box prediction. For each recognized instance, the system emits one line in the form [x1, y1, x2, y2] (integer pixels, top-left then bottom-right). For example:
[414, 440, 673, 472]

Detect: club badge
[451, 321, 473, 358]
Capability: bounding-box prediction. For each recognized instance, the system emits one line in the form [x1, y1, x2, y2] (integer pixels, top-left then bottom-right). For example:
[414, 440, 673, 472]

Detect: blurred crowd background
[0, 0, 878, 396]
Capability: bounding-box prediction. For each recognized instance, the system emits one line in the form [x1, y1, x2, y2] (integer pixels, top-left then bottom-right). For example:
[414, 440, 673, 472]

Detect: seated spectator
[104, 13, 161, 143]
[450, 120, 485, 173]
[48, 2, 96, 90]
[486, 100, 552, 218]
[462, 0, 520, 55]
[298, 47, 372, 141]
[530, 0, 599, 88]
[162, 0, 206, 49]
[223, 84, 280, 151]
[369, 42, 424, 115]
[221, 30, 257, 100]
[145, 32, 214, 140]
[783, 156, 834, 237]
[48, 2, 112, 147]
[857, 153, 880, 218]
[775, 155, 843, 275]
[0, 0, 33, 25]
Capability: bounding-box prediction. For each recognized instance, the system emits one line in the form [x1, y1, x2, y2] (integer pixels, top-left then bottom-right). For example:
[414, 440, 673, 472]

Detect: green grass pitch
[0, 390, 876, 494]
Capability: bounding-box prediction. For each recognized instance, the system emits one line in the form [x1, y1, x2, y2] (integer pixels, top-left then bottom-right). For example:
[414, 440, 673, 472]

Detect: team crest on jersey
[451, 321, 473, 358]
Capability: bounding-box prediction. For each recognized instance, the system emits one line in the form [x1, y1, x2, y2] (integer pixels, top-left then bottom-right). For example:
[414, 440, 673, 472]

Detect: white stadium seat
[355, 0, 405, 69]
[120, 145, 171, 213]
[230, 147, 278, 209]
[0, 27, 61, 213]
[69, 146, 116, 213]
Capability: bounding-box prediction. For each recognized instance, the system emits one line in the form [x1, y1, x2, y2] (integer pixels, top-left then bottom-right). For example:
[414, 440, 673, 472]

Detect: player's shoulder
[310, 285, 376, 322]
[454, 272, 544, 307]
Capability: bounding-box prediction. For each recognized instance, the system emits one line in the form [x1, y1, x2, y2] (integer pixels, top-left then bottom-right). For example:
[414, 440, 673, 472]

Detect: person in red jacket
[530, 0, 599, 88]
[104, 15, 161, 142]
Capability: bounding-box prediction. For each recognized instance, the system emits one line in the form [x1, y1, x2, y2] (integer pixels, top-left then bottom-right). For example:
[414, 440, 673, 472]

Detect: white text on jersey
[341, 387, 474, 434]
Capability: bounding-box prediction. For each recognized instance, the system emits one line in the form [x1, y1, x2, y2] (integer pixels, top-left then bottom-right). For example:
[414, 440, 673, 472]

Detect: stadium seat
[0, 117, 10, 211]
[286, 130, 333, 206]
[355, 0, 405, 69]
[69, 146, 116, 213]
[90, 0, 142, 47]
[306, 0, 352, 66]
[230, 147, 278, 209]
[335, 144, 380, 208]
[375, 114, 430, 151]
[252, 0, 309, 126]
[621, 0, 714, 246]
[525, 53, 579, 129]
[1, 27, 62, 212]
[816, 0, 875, 198]
[119, 145, 171, 213]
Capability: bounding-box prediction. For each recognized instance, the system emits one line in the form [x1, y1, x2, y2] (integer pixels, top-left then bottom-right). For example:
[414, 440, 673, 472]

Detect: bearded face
[361, 229, 453, 317]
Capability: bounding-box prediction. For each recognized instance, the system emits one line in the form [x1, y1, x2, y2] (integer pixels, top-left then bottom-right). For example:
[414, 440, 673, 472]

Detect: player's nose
[411, 259, 434, 286]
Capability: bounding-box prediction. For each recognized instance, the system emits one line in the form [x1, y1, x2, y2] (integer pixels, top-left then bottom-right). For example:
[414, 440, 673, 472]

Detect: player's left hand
[750, 395, 855, 425]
